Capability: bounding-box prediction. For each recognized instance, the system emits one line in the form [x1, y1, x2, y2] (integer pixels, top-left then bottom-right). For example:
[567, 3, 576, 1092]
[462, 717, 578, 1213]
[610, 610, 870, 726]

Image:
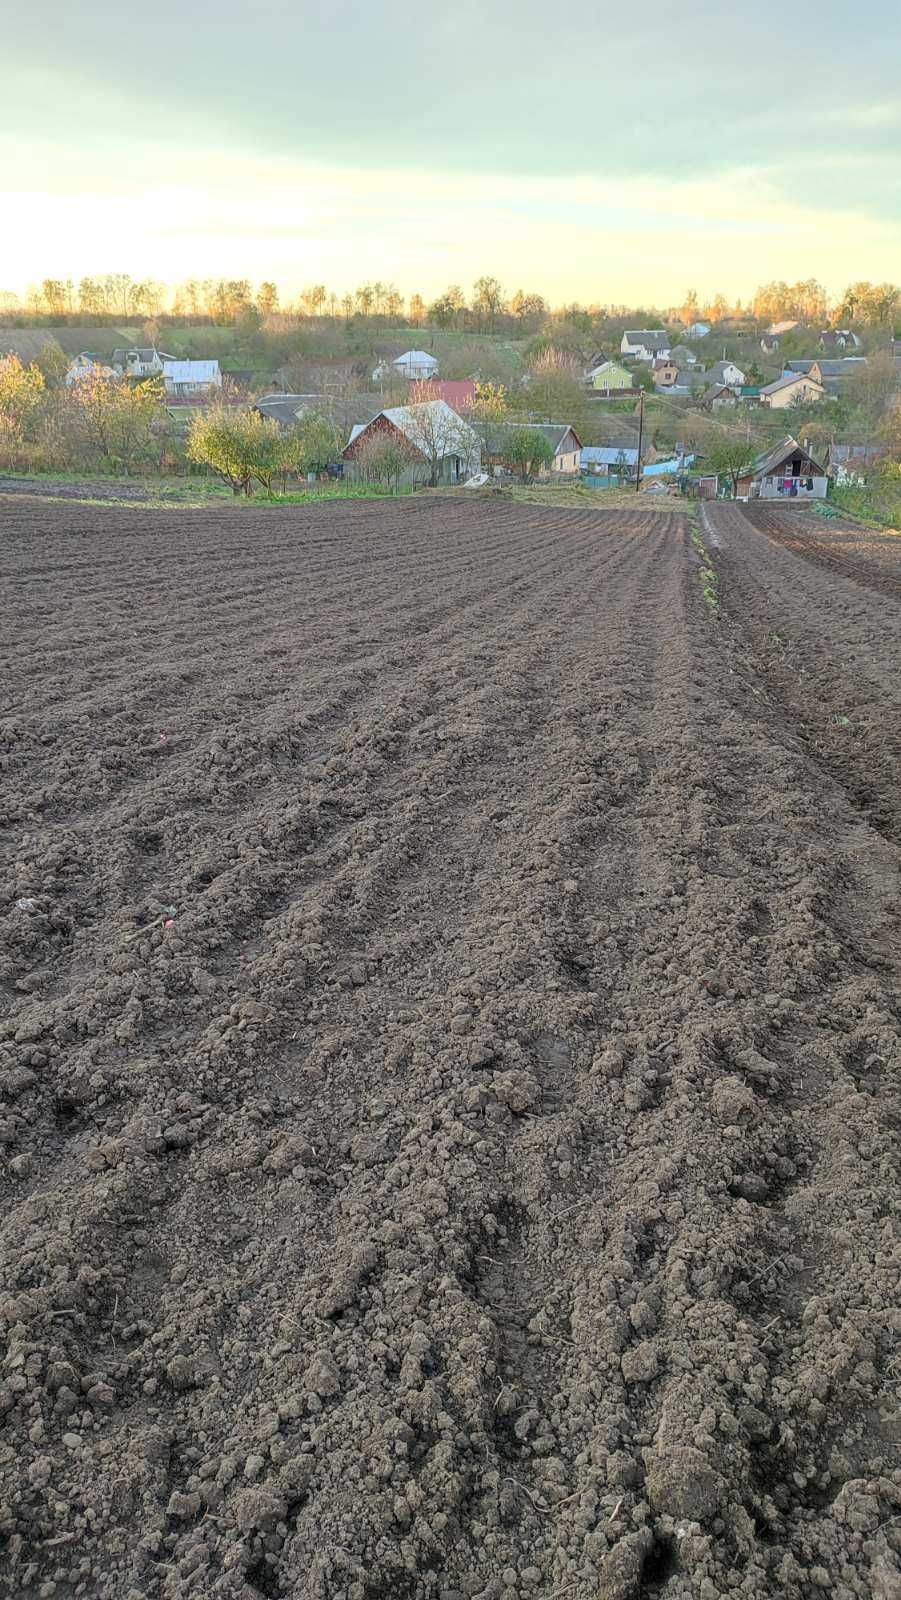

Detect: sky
[3, 0, 900, 306]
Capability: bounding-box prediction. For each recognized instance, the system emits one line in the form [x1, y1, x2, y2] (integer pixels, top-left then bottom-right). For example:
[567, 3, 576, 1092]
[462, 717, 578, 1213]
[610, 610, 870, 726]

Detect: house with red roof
[410, 379, 477, 415]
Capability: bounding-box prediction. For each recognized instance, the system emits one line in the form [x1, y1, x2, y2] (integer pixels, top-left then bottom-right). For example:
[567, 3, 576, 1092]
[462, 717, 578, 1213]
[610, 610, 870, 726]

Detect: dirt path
[0, 497, 899, 1599]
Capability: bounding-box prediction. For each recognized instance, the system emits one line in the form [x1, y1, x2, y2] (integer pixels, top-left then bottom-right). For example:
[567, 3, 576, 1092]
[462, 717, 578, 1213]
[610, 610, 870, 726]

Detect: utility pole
[635, 389, 644, 492]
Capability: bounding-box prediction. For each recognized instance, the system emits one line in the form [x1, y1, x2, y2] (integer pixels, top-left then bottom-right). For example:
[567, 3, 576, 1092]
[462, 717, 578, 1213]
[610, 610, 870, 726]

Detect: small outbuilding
[736, 436, 828, 500]
[580, 444, 639, 479]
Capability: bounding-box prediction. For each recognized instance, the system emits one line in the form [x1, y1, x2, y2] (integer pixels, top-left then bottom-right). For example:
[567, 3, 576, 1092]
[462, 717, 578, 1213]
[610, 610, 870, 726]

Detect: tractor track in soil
[0, 495, 898, 1600]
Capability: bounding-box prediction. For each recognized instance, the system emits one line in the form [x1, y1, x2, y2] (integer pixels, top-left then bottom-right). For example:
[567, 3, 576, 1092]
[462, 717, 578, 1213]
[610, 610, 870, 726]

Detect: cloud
[4, 1, 901, 207]
[4, 0, 900, 299]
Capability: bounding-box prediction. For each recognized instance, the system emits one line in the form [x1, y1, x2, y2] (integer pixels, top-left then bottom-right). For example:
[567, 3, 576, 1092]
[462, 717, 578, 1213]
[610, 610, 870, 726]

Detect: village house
[760, 333, 782, 354]
[253, 394, 322, 428]
[667, 370, 697, 396]
[620, 329, 671, 362]
[819, 329, 862, 352]
[812, 358, 867, 389]
[685, 321, 711, 339]
[161, 359, 222, 398]
[736, 436, 828, 500]
[343, 399, 480, 486]
[409, 379, 477, 414]
[111, 347, 175, 378]
[785, 357, 867, 397]
[652, 357, 679, 388]
[759, 371, 827, 409]
[828, 442, 883, 485]
[704, 358, 745, 388]
[669, 344, 698, 367]
[701, 383, 740, 410]
[786, 358, 867, 380]
[504, 422, 583, 475]
[373, 349, 439, 383]
[64, 352, 116, 384]
[584, 358, 634, 393]
[767, 320, 799, 336]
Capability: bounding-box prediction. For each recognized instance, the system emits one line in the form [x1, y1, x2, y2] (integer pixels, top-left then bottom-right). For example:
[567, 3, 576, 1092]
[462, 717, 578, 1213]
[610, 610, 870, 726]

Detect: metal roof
[760, 371, 824, 395]
[410, 379, 477, 412]
[255, 397, 306, 428]
[162, 359, 220, 382]
[748, 436, 827, 477]
[113, 347, 163, 363]
[816, 358, 866, 377]
[581, 445, 639, 467]
[623, 329, 670, 349]
[346, 399, 477, 457]
[393, 349, 438, 367]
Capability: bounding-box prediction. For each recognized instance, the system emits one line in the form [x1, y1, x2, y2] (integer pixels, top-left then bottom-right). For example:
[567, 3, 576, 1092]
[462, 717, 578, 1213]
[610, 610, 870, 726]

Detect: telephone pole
[635, 389, 644, 492]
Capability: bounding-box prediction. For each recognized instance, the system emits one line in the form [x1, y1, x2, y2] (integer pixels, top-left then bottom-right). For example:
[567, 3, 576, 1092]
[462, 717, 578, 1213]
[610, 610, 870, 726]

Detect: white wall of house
[126, 354, 163, 377]
[393, 352, 439, 380]
[161, 360, 222, 396]
[620, 334, 671, 361]
[755, 474, 828, 499]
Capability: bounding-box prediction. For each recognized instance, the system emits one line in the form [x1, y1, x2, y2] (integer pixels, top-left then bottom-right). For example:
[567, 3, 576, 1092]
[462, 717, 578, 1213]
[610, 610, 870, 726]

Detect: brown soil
[0, 495, 899, 1600]
[0, 478, 190, 504]
[738, 504, 901, 599]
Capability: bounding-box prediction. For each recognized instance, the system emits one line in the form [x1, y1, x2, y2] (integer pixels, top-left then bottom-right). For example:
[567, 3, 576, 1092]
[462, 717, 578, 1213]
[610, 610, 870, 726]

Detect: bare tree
[356, 430, 419, 491]
[400, 401, 478, 487]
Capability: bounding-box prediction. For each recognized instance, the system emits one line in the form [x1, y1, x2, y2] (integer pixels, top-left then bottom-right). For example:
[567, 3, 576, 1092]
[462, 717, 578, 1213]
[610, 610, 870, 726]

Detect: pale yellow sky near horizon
[4, 140, 901, 307]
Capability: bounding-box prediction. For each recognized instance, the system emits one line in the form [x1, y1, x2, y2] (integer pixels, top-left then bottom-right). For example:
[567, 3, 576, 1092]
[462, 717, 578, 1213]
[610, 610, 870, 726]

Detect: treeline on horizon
[1, 274, 899, 332]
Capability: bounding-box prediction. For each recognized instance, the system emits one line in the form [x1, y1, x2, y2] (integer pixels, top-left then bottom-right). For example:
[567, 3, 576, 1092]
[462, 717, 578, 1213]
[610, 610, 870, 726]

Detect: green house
[586, 359, 634, 393]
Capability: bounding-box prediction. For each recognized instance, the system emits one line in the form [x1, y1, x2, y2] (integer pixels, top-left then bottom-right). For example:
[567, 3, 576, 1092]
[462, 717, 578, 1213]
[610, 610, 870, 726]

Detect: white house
[64, 352, 116, 385]
[620, 329, 671, 361]
[704, 358, 745, 388]
[373, 349, 439, 382]
[111, 347, 175, 378]
[161, 359, 222, 398]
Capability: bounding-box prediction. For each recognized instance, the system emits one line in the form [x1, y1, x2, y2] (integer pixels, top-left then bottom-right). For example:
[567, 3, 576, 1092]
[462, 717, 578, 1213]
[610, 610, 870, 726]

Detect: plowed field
[0, 495, 899, 1600]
